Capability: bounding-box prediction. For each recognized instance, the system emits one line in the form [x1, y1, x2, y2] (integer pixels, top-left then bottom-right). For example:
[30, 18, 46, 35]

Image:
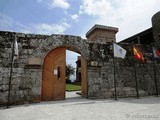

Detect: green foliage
[66, 84, 81, 91]
[66, 64, 75, 83]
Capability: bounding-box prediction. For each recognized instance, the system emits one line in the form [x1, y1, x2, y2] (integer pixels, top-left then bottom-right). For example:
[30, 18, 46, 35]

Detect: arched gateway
[37, 34, 89, 101]
[41, 44, 88, 101]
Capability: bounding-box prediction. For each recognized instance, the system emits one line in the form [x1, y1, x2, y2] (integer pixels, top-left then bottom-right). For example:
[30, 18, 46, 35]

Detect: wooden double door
[41, 47, 87, 101]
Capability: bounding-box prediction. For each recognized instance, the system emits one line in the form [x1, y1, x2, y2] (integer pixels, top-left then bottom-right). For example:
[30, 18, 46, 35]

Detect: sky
[0, 0, 160, 80]
[1, 0, 160, 41]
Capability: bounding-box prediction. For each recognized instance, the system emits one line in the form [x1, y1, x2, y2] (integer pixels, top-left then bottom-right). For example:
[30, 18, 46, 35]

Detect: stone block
[139, 90, 147, 96]
[0, 85, 9, 91]
[31, 87, 41, 95]
[28, 57, 42, 65]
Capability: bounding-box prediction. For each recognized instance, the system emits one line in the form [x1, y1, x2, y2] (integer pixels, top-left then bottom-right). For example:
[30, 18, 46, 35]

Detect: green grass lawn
[66, 84, 81, 91]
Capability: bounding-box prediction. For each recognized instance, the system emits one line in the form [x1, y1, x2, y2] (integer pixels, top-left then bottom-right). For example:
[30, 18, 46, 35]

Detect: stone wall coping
[50, 34, 81, 38]
[0, 31, 49, 38]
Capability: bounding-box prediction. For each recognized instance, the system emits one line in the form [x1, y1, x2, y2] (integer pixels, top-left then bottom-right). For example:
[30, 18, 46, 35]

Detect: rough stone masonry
[0, 11, 160, 106]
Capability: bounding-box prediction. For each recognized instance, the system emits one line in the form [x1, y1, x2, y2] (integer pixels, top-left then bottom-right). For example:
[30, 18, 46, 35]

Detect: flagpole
[151, 44, 159, 97]
[133, 45, 139, 99]
[7, 34, 16, 108]
[134, 60, 139, 98]
[112, 42, 117, 100]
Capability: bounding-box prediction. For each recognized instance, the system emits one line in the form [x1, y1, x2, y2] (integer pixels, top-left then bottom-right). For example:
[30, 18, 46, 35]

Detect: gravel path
[0, 92, 160, 120]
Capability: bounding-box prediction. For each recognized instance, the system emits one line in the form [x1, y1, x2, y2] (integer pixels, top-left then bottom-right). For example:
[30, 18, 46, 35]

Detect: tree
[66, 64, 75, 83]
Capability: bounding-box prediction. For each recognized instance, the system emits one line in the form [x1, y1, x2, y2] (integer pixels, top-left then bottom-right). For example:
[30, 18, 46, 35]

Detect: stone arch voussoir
[40, 34, 90, 61]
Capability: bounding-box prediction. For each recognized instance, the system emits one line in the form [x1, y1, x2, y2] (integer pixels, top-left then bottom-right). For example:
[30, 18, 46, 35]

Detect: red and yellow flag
[133, 46, 145, 63]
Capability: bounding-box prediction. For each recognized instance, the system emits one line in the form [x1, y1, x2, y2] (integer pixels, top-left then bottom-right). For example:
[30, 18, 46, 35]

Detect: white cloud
[0, 13, 13, 28]
[33, 22, 70, 34]
[80, 0, 160, 42]
[49, 0, 70, 9]
[20, 21, 71, 35]
[79, 0, 111, 16]
[37, 0, 70, 10]
[0, 12, 70, 35]
[70, 14, 79, 21]
[64, 11, 79, 21]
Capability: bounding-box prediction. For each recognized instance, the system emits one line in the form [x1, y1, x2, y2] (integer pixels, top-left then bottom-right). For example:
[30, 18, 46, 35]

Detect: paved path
[66, 91, 81, 98]
[0, 92, 160, 120]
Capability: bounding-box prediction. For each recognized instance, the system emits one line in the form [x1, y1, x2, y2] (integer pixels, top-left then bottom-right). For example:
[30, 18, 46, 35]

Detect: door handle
[57, 66, 60, 80]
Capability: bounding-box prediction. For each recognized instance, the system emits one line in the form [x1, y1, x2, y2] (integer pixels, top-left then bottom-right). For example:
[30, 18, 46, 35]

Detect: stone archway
[41, 35, 89, 101]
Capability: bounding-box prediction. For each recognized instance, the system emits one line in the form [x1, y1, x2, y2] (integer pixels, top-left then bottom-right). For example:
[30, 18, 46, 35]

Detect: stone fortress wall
[0, 11, 160, 106]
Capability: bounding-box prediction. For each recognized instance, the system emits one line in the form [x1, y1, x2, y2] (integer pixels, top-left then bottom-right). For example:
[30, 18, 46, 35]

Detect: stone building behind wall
[86, 24, 118, 43]
[75, 56, 81, 82]
[0, 11, 160, 106]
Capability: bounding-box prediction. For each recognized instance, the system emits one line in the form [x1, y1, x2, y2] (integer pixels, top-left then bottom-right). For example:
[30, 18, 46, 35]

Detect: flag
[113, 43, 127, 59]
[13, 37, 19, 62]
[133, 46, 145, 63]
[152, 47, 160, 58]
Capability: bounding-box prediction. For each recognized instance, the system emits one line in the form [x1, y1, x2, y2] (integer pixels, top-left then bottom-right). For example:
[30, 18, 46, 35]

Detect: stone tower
[86, 24, 118, 43]
[152, 11, 160, 45]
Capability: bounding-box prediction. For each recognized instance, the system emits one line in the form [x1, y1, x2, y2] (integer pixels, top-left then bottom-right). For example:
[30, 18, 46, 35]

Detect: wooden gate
[42, 47, 66, 101]
[81, 56, 87, 97]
